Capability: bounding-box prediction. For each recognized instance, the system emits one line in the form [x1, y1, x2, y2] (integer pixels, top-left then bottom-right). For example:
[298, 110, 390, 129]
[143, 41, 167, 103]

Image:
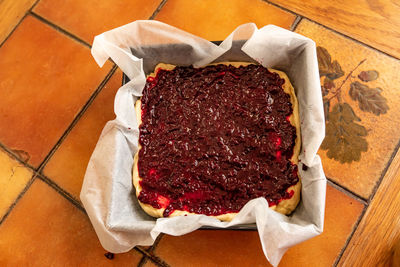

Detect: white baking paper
[82, 20, 326, 266]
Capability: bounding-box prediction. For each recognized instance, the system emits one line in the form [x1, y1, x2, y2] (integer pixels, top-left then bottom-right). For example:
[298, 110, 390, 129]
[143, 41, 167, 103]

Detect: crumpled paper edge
[81, 20, 327, 266]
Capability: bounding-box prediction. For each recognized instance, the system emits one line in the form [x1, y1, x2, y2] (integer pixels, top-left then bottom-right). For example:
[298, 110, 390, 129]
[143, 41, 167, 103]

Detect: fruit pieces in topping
[157, 195, 170, 208]
[137, 64, 299, 217]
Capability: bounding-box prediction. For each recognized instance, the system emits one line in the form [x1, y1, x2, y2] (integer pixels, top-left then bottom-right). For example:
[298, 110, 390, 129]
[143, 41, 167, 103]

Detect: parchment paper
[82, 20, 326, 266]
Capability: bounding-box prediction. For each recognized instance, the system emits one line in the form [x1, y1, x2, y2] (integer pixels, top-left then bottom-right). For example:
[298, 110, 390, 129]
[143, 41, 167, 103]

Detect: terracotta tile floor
[295, 19, 400, 199]
[1, 0, 399, 266]
[155, 0, 295, 41]
[151, 185, 363, 267]
[42, 70, 123, 200]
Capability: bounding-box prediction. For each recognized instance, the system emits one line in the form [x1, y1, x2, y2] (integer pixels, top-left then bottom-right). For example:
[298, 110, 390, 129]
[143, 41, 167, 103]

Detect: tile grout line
[2, 0, 395, 217]
[0, 174, 37, 225]
[146, 257, 170, 267]
[0, 6, 113, 170]
[333, 139, 400, 265]
[262, 0, 400, 61]
[146, 235, 166, 266]
[137, 255, 148, 267]
[301, 17, 400, 60]
[146, 255, 170, 267]
[4, 2, 396, 265]
[37, 173, 86, 213]
[0, 0, 171, 247]
[137, 257, 152, 267]
[367, 138, 400, 203]
[0, 144, 46, 226]
[149, 0, 169, 20]
[0, 0, 39, 48]
[32, 0, 167, 228]
[36, 65, 117, 173]
[1, 0, 169, 250]
[261, 0, 297, 15]
[137, 234, 165, 266]
[326, 178, 368, 205]
[290, 15, 302, 32]
[0, 152, 86, 226]
[29, 12, 91, 49]
[136, 3, 171, 264]
[0, 65, 118, 223]
[0, 143, 36, 173]
[29, 0, 41, 12]
[149, 233, 164, 253]
[333, 204, 369, 266]
[0, 5, 116, 226]
[134, 247, 170, 267]
[0, 13, 30, 49]
[137, 4, 170, 266]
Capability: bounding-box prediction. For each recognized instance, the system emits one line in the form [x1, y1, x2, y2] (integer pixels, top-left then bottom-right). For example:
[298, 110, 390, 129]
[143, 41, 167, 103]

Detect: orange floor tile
[151, 185, 363, 267]
[154, 0, 295, 41]
[43, 70, 122, 200]
[0, 0, 36, 44]
[0, 15, 112, 167]
[0, 148, 32, 219]
[1, 0, 399, 266]
[33, 0, 162, 44]
[0, 179, 143, 266]
[295, 19, 400, 199]
[270, 0, 400, 59]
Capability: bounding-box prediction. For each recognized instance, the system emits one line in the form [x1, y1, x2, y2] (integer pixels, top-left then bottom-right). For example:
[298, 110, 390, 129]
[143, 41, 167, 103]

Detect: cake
[132, 62, 301, 222]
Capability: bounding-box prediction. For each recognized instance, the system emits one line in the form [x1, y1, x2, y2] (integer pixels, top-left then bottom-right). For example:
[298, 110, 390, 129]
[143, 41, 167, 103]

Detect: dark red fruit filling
[137, 64, 299, 217]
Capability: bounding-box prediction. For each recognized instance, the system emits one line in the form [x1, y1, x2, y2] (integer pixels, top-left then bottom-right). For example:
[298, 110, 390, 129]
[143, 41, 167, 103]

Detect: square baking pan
[121, 40, 282, 230]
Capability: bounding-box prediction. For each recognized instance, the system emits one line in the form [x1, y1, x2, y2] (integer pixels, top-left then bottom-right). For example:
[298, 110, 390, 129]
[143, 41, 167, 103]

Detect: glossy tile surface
[0, 179, 143, 265]
[34, 0, 162, 44]
[0, 149, 32, 219]
[153, 185, 364, 267]
[0, 15, 112, 167]
[43, 70, 122, 199]
[154, 0, 295, 41]
[296, 19, 400, 199]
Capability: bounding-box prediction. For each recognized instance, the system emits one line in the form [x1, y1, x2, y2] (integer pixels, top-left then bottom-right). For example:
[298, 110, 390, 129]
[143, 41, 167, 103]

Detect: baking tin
[121, 40, 277, 230]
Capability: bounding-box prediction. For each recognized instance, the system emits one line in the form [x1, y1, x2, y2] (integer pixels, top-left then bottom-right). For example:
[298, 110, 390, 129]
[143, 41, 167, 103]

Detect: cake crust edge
[132, 62, 301, 221]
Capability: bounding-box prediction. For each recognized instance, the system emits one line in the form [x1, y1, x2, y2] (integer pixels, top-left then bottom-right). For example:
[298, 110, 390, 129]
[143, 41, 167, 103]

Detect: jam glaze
[137, 64, 299, 217]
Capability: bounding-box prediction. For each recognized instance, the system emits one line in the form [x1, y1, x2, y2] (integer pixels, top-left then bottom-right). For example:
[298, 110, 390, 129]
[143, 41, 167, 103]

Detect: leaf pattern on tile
[322, 77, 335, 97]
[317, 46, 344, 80]
[358, 70, 379, 82]
[321, 103, 368, 163]
[323, 98, 330, 121]
[349, 82, 388, 115]
[317, 46, 389, 163]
